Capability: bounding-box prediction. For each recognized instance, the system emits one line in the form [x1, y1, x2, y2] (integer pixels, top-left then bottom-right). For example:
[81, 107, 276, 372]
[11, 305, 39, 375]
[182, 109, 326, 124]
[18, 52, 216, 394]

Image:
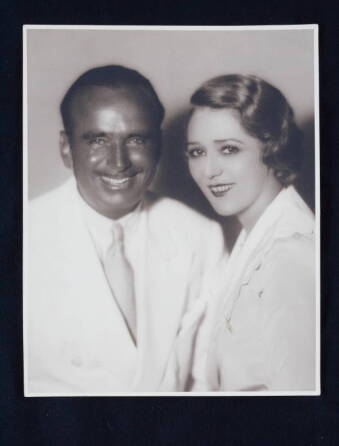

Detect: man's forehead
[71, 85, 145, 108]
[69, 85, 158, 123]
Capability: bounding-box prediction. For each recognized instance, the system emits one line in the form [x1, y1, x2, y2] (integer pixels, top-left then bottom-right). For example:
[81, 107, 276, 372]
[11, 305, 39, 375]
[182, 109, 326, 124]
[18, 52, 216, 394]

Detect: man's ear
[155, 131, 162, 163]
[59, 131, 73, 169]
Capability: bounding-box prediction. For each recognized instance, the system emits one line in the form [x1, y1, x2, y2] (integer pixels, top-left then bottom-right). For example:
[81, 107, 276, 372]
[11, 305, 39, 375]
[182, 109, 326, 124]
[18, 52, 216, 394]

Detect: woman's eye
[186, 147, 205, 158]
[221, 145, 239, 155]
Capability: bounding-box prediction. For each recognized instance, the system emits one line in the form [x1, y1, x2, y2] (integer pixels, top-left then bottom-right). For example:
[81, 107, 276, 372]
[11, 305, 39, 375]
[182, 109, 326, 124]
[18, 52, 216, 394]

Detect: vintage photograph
[23, 25, 320, 396]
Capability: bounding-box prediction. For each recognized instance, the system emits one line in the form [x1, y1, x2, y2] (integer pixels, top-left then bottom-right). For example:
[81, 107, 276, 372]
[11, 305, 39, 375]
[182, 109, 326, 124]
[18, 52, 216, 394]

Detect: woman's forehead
[187, 107, 245, 140]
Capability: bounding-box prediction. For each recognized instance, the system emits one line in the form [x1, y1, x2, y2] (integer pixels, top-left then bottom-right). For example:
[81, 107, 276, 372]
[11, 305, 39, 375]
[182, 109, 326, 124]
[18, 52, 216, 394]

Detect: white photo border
[23, 24, 320, 397]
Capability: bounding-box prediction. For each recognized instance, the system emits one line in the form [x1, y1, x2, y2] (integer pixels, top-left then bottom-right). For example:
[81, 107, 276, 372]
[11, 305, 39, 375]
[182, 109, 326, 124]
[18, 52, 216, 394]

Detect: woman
[186, 75, 316, 391]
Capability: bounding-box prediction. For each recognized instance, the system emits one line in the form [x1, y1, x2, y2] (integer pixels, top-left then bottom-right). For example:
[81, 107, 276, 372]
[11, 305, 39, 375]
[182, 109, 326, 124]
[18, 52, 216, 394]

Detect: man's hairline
[62, 83, 163, 137]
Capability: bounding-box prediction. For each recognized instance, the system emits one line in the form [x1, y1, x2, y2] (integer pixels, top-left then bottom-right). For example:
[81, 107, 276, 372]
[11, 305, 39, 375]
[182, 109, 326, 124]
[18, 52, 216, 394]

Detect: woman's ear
[59, 131, 73, 169]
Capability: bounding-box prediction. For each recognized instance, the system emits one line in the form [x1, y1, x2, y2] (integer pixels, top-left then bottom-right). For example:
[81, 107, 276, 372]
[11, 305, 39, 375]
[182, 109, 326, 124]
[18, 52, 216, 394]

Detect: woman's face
[186, 107, 278, 229]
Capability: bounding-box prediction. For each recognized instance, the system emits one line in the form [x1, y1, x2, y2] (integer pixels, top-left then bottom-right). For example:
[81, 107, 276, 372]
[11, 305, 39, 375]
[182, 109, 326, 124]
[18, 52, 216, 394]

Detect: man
[25, 65, 225, 395]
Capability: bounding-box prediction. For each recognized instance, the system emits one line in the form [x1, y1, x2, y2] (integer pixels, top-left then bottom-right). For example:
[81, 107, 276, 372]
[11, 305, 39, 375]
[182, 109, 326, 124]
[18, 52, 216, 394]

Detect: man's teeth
[210, 184, 233, 193]
[101, 176, 129, 185]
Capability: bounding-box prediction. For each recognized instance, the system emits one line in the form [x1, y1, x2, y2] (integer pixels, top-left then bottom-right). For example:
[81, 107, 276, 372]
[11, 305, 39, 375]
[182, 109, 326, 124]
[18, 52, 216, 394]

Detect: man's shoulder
[144, 191, 216, 228]
[28, 180, 77, 238]
[143, 192, 224, 254]
[29, 179, 74, 215]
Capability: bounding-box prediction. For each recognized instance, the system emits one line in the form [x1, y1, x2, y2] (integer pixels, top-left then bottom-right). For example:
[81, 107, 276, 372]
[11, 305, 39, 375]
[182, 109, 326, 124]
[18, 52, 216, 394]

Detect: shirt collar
[76, 187, 142, 229]
[74, 184, 142, 259]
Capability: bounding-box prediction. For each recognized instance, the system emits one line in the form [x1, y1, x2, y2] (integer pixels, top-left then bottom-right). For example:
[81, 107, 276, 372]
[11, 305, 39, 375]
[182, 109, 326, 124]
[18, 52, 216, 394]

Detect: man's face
[60, 85, 161, 219]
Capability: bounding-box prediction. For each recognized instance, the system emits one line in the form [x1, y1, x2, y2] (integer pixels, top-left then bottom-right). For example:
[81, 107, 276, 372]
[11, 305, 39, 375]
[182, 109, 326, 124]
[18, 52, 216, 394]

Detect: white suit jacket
[25, 179, 225, 395]
[193, 186, 316, 392]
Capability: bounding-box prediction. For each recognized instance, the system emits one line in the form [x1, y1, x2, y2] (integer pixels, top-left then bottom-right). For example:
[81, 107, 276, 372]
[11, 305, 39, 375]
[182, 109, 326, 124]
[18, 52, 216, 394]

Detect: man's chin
[97, 192, 143, 219]
[77, 179, 147, 219]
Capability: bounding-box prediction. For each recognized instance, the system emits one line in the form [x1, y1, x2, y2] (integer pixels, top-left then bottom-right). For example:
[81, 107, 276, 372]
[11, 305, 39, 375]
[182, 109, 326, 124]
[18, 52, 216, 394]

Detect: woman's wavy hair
[190, 74, 303, 186]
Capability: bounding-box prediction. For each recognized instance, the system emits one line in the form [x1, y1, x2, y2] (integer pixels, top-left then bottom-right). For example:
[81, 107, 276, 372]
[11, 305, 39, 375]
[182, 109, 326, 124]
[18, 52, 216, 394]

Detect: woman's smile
[208, 183, 235, 197]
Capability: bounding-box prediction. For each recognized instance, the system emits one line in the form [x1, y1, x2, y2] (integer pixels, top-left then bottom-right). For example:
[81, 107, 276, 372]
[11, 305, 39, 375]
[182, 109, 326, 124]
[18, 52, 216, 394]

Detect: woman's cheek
[188, 162, 202, 185]
[233, 155, 258, 180]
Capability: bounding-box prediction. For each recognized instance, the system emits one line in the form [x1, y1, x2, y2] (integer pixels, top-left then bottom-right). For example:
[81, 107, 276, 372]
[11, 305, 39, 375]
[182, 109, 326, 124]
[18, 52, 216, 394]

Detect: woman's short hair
[190, 74, 303, 186]
[60, 65, 165, 135]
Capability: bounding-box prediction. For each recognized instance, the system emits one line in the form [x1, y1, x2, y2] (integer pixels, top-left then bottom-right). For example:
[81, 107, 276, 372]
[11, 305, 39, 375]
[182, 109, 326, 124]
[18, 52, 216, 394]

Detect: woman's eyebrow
[214, 138, 244, 144]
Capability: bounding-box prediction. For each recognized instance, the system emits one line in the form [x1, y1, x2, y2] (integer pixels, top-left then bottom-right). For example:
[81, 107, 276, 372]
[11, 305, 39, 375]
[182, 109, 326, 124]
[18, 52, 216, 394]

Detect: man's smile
[98, 173, 137, 190]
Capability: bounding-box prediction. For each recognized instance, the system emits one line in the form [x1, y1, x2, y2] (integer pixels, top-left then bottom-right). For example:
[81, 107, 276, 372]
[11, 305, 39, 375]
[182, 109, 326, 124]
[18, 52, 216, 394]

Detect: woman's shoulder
[254, 232, 314, 291]
[270, 230, 314, 266]
[255, 232, 315, 308]
[270, 231, 314, 258]
[271, 187, 314, 240]
[241, 227, 314, 294]
[260, 187, 315, 269]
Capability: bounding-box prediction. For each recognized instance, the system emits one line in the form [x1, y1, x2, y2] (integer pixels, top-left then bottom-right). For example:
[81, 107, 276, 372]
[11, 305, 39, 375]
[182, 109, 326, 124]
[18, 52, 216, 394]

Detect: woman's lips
[208, 183, 234, 197]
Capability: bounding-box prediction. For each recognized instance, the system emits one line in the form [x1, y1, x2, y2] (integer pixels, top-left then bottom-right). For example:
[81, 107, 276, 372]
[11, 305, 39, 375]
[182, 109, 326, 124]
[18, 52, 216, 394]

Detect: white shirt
[77, 189, 142, 266]
[197, 186, 316, 392]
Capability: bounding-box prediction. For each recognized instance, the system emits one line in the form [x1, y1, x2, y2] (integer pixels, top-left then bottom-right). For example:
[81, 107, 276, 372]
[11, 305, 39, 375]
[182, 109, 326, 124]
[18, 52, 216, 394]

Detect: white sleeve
[158, 217, 227, 392]
[190, 222, 228, 391]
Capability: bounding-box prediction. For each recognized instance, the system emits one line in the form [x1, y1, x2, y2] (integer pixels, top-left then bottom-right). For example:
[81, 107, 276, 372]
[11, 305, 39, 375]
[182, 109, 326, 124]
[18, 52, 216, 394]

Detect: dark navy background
[0, 2, 338, 445]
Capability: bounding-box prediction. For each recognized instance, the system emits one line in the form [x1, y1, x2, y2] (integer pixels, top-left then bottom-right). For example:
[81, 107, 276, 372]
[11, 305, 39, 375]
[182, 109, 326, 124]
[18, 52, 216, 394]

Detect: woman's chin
[210, 202, 235, 217]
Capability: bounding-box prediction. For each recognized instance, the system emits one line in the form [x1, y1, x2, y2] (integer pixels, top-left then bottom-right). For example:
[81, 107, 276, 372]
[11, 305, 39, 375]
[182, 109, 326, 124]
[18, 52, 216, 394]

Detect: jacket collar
[219, 186, 314, 320]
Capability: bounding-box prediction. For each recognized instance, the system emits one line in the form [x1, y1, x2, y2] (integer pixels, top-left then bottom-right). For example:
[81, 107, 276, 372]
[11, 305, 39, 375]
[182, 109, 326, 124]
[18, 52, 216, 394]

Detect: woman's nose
[204, 154, 223, 179]
[107, 141, 131, 171]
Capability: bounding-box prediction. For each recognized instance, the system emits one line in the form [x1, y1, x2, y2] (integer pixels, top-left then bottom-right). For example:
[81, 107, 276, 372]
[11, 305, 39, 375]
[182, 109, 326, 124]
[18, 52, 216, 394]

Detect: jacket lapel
[55, 183, 138, 380]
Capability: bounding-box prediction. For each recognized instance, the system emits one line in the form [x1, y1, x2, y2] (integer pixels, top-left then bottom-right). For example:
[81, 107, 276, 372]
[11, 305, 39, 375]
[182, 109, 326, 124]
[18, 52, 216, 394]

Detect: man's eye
[126, 136, 146, 146]
[221, 145, 239, 155]
[90, 137, 107, 147]
[186, 147, 205, 159]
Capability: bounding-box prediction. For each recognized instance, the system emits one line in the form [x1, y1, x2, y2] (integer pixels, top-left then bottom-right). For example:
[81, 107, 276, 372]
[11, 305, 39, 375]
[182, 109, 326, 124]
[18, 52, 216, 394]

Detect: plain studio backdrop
[26, 28, 316, 244]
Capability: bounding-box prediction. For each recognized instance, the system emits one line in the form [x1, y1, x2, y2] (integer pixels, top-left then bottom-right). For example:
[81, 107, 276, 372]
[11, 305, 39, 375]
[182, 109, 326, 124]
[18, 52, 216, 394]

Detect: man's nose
[107, 140, 131, 171]
[204, 154, 223, 179]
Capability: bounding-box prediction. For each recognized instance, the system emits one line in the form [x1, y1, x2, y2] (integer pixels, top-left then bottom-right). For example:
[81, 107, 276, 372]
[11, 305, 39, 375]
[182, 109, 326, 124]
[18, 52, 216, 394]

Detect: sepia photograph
[23, 25, 320, 396]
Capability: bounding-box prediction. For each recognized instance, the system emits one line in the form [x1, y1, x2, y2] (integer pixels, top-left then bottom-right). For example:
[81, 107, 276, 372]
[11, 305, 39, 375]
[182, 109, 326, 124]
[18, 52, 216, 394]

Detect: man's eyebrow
[82, 131, 107, 140]
[128, 131, 156, 137]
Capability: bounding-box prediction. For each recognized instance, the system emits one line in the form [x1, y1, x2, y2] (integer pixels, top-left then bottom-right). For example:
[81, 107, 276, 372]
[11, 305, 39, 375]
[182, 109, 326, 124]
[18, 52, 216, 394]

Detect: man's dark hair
[191, 74, 303, 186]
[60, 65, 165, 135]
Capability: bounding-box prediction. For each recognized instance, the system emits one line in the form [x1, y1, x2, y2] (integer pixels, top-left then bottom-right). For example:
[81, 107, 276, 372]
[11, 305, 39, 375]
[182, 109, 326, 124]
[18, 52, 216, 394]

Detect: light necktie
[103, 222, 137, 345]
